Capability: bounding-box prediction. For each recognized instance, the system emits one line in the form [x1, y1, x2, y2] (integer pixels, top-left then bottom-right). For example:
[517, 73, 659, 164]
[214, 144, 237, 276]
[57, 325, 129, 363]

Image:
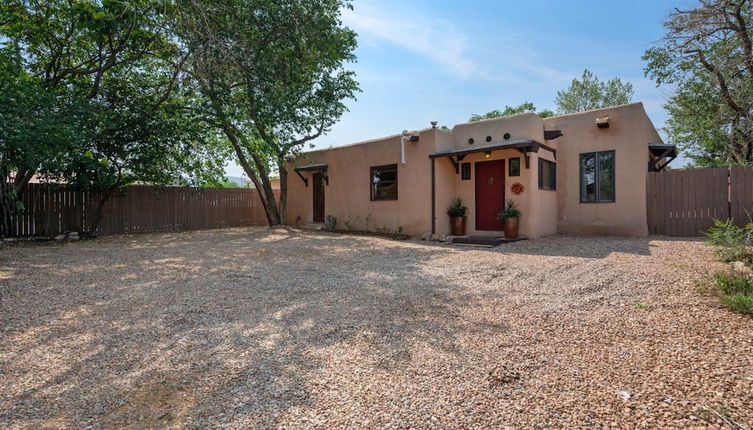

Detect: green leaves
[469, 102, 553, 122]
[554, 69, 634, 114]
[180, 0, 360, 224]
[644, 2, 753, 166]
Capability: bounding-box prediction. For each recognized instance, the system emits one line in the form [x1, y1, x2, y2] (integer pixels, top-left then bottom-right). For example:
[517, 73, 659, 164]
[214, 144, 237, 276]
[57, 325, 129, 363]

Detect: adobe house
[286, 102, 676, 239]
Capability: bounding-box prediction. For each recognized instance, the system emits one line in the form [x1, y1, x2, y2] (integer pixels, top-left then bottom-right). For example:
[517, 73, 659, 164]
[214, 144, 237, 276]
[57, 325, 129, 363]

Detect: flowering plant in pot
[447, 198, 468, 236]
[498, 199, 521, 239]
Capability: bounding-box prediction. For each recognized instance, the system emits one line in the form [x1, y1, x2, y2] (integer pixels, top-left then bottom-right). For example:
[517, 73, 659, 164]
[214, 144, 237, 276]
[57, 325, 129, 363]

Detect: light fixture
[484, 151, 492, 159]
[431, 121, 438, 129]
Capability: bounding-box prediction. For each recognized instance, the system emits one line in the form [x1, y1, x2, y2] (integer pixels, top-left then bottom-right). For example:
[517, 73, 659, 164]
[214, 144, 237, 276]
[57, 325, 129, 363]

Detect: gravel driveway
[1, 228, 752, 429]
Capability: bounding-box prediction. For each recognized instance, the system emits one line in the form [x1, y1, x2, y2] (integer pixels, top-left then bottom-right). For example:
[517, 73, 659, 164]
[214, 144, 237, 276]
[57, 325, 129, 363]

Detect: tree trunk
[88, 187, 115, 234]
[277, 157, 288, 225]
[0, 184, 16, 238]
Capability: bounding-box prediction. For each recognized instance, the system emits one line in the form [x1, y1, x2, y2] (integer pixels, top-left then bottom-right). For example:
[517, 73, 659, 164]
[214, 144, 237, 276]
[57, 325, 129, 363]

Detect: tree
[554, 70, 634, 114]
[179, 0, 359, 226]
[643, 0, 753, 166]
[0, 46, 90, 236]
[469, 102, 554, 122]
[0, 0, 197, 235]
[1, 0, 226, 235]
[58, 66, 228, 232]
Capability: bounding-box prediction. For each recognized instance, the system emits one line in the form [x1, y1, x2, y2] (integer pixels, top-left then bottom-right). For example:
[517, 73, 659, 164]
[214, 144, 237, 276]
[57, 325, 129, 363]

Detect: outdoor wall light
[468, 138, 474, 145]
[484, 151, 492, 159]
[504, 133, 511, 140]
[486, 136, 492, 142]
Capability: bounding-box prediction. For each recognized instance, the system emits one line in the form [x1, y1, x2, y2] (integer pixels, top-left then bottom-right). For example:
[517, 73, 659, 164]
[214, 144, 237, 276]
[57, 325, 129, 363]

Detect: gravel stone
[1, 228, 752, 429]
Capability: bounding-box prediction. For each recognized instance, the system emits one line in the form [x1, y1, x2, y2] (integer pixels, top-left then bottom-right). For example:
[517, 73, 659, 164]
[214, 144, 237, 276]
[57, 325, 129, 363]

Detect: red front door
[475, 160, 505, 231]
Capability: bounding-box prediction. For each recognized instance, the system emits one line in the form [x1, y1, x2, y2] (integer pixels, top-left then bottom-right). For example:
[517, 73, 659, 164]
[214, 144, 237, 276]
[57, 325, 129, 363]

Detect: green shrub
[498, 199, 522, 219]
[447, 198, 467, 217]
[711, 271, 753, 315]
[325, 215, 337, 231]
[720, 294, 753, 315]
[713, 272, 753, 296]
[704, 219, 753, 263]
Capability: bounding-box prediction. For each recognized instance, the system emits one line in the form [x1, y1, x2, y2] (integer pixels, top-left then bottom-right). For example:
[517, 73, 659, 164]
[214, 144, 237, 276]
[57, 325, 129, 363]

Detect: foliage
[0, 0, 227, 234]
[712, 271, 753, 315]
[643, 1, 753, 166]
[555, 69, 634, 114]
[179, 0, 360, 226]
[325, 215, 337, 231]
[469, 102, 554, 122]
[704, 218, 753, 263]
[447, 198, 468, 217]
[199, 177, 241, 189]
[499, 199, 522, 219]
[0, 46, 92, 235]
[720, 293, 753, 314]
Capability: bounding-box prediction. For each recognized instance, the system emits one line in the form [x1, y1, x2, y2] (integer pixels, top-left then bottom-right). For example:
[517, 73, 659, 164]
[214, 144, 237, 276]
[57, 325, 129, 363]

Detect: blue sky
[227, 0, 692, 177]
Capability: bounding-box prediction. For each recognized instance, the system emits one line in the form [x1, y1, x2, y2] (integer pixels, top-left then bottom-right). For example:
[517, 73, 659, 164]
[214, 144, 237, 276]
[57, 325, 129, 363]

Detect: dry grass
[1, 228, 752, 429]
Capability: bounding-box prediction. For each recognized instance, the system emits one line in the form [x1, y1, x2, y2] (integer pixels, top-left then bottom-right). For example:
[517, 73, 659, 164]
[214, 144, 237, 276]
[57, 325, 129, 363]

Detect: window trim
[579, 150, 616, 203]
[461, 162, 471, 180]
[538, 158, 556, 191]
[509, 157, 521, 177]
[370, 163, 398, 201]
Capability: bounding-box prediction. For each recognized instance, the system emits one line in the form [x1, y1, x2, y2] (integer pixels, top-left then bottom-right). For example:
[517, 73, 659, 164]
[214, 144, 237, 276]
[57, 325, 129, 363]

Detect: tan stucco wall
[286, 129, 440, 235]
[543, 102, 663, 236]
[286, 102, 661, 239]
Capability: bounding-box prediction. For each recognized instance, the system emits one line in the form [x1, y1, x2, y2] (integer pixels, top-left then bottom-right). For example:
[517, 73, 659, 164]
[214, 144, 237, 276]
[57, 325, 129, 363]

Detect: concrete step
[301, 222, 326, 231]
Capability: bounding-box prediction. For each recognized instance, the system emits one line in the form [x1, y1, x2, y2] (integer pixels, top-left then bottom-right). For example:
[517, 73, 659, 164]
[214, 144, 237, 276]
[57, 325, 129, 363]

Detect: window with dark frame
[580, 150, 615, 203]
[461, 162, 471, 180]
[370, 164, 398, 201]
[538, 158, 556, 190]
[509, 157, 520, 177]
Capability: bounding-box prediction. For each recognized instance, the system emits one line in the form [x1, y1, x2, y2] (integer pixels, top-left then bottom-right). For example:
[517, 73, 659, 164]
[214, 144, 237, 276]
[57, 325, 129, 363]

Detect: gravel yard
[1, 228, 752, 429]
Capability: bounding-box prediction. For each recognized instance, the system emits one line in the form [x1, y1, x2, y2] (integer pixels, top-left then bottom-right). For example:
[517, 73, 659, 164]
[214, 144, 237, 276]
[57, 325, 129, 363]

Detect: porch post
[431, 157, 436, 234]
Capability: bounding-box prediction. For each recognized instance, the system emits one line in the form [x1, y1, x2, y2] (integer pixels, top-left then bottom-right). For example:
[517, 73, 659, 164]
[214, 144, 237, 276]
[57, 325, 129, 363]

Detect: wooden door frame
[313, 172, 325, 223]
[474, 159, 505, 231]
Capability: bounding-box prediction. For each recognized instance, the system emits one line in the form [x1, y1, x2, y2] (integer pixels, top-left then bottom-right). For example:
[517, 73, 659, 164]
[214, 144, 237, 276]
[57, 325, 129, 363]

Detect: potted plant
[447, 198, 468, 236]
[499, 199, 521, 239]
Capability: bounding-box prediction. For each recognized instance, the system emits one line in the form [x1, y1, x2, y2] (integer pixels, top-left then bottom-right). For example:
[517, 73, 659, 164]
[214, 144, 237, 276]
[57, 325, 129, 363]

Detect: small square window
[370, 164, 398, 201]
[461, 162, 471, 180]
[509, 158, 520, 177]
[538, 158, 556, 190]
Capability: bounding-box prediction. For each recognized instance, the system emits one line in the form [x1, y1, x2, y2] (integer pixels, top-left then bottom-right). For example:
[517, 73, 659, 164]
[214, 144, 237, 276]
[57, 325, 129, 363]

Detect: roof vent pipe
[401, 130, 409, 164]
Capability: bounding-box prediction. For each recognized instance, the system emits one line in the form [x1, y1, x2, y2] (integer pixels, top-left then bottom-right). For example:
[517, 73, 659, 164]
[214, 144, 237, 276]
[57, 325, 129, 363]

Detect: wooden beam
[295, 169, 308, 187]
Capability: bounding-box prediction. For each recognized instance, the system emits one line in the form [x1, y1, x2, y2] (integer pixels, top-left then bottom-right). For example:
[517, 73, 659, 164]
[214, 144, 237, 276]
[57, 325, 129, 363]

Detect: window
[461, 162, 471, 180]
[538, 158, 556, 190]
[509, 158, 520, 177]
[371, 164, 398, 200]
[580, 150, 615, 203]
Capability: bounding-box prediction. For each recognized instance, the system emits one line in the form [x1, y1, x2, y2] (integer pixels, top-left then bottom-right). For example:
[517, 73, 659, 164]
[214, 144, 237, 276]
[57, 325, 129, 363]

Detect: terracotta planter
[450, 216, 467, 236]
[503, 217, 519, 239]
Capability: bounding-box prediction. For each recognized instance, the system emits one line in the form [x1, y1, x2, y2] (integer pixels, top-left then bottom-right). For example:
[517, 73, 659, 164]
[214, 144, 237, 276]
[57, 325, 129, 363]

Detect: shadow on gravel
[485, 235, 702, 259]
[0, 228, 501, 428]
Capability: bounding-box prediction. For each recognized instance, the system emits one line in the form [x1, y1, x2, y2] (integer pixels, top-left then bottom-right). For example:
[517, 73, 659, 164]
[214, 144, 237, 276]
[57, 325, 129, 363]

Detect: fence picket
[12, 185, 273, 237]
[647, 167, 751, 236]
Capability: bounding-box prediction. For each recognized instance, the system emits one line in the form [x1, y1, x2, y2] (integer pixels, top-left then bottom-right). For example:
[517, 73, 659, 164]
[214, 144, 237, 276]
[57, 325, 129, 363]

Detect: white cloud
[342, 2, 476, 78]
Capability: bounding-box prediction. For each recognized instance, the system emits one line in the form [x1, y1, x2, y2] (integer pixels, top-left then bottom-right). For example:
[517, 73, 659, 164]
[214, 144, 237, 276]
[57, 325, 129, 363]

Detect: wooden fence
[14, 184, 272, 237]
[647, 166, 753, 236]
